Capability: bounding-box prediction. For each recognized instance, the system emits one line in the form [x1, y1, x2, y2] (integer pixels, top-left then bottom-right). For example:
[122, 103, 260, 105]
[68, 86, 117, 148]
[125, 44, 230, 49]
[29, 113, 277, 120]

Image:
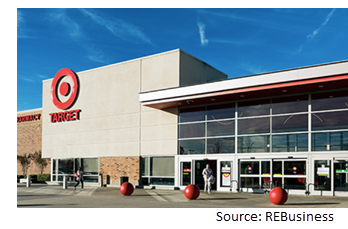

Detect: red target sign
[51, 68, 79, 110]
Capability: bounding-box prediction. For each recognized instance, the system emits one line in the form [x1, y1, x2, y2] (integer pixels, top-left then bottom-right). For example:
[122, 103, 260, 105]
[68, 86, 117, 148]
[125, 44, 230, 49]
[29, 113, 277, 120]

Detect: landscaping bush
[37, 174, 50, 181]
[17, 175, 24, 182]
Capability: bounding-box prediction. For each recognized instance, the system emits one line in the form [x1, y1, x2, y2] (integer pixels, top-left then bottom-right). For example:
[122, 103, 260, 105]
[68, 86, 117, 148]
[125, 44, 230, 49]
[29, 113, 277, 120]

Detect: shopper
[74, 167, 84, 190]
[202, 164, 213, 194]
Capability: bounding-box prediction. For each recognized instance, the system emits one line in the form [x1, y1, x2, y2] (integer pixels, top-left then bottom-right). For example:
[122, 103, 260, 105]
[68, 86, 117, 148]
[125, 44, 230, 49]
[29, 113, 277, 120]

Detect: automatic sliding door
[272, 159, 307, 190]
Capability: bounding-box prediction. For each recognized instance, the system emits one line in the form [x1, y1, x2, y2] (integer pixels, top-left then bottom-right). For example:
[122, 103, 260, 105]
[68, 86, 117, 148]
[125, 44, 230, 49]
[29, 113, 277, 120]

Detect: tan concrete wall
[140, 106, 178, 156]
[141, 50, 180, 92]
[42, 59, 141, 158]
[179, 50, 227, 86]
[42, 49, 226, 160]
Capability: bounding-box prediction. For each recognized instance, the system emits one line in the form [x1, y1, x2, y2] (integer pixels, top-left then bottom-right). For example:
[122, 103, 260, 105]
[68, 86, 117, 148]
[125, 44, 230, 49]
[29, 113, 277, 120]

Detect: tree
[17, 153, 33, 177]
[32, 151, 49, 175]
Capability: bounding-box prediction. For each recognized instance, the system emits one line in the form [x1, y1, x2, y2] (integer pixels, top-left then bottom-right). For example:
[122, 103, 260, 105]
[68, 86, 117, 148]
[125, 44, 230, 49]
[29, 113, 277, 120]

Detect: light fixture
[211, 98, 215, 101]
[240, 95, 245, 98]
[318, 85, 324, 88]
[186, 100, 194, 104]
[282, 90, 287, 92]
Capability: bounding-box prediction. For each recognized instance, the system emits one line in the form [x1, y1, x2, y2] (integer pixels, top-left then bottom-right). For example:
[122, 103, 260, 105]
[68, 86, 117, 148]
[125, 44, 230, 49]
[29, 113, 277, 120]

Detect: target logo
[51, 68, 79, 110]
[49, 68, 81, 123]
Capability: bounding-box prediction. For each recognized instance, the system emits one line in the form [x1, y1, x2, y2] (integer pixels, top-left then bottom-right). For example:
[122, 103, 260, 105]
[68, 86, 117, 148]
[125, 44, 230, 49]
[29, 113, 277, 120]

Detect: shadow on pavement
[285, 202, 340, 206]
[200, 198, 248, 200]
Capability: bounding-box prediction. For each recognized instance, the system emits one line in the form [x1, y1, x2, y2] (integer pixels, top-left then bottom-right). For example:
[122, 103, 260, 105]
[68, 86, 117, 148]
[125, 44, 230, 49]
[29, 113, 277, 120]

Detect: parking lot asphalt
[17, 183, 348, 208]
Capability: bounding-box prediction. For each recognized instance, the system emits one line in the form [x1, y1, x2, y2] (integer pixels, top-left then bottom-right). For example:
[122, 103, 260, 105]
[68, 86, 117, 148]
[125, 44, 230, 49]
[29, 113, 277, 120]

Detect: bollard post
[99, 174, 103, 187]
[63, 175, 67, 189]
[26, 175, 31, 188]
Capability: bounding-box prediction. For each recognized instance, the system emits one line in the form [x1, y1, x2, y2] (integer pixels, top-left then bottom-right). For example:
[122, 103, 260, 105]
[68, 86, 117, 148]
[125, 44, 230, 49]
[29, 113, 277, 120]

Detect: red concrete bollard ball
[269, 187, 288, 205]
[120, 182, 134, 196]
[184, 184, 200, 200]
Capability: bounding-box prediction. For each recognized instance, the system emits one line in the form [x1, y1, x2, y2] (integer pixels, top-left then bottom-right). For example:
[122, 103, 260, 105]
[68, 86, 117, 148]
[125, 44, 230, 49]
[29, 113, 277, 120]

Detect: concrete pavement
[17, 183, 348, 208]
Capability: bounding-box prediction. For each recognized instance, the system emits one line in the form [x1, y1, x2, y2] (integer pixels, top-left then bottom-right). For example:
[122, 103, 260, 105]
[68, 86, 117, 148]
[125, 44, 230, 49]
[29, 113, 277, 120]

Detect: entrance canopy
[139, 60, 348, 109]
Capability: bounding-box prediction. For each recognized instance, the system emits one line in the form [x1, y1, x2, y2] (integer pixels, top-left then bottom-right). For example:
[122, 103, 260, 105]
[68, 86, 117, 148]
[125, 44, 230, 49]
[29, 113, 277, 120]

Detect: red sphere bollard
[120, 182, 134, 196]
[184, 184, 200, 200]
[269, 187, 288, 205]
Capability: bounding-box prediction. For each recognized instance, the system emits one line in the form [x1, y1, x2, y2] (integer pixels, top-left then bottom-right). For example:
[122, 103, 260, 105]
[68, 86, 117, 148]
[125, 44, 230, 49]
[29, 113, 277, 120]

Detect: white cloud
[298, 9, 336, 52]
[197, 21, 209, 46]
[240, 62, 266, 75]
[17, 10, 33, 39]
[306, 9, 336, 40]
[79, 9, 152, 44]
[49, 9, 109, 64]
[50, 10, 81, 38]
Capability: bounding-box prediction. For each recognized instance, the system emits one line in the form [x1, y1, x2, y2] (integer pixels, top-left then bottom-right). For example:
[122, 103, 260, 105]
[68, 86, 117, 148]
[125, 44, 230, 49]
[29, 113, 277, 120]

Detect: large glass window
[238, 117, 270, 135]
[207, 137, 235, 154]
[58, 158, 74, 174]
[312, 131, 348, 151]
[238, 135, 270, 153]
[151, 157, 174, 177]
[312, 91, 348, 111]
[52, 158, 98, 183]
[238, 99, 270, 117]
[207, 103, 235, 120]
[178, 91, 348, 155]
[81, 158, 98, 175]
[179, 139, 205, 155]
[312, 110, 348, 131]
[272, 114, 308, 133]
[207, 120, 235, 137]
[272, 134, 308, 152]
[142, 156, 175, 186]
[179, 107, 205, 123]
[179, 123, 205, 138]
[272, 95, 308, 114]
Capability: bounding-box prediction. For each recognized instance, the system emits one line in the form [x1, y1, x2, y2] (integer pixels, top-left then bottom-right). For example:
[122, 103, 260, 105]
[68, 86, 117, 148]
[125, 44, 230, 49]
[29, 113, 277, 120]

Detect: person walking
[202, 164, 213, 194]
[74, 167, 84, 190]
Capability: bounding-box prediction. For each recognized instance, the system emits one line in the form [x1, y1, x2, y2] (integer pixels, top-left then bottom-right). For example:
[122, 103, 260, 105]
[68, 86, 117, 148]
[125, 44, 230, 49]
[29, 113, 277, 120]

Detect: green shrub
[17, 175, 24, 179]
[37, 174, 50, 181]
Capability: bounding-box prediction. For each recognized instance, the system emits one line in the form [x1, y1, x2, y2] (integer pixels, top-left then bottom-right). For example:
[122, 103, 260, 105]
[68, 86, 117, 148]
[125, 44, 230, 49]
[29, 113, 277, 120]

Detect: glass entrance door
[180, 161, 191, 186]
[314, 160, 332, 193]
[239, 158, 307, 193]
[272, 159, 307, 190]
[312, 158, 348, 196]
[239, 159, 271, 191]
[334, 159, 348, 192]
[194, 160, 217, 191]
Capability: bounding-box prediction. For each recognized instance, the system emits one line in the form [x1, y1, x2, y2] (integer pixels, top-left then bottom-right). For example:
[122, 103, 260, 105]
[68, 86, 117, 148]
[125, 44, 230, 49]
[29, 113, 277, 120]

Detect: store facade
[38, 49, 348, 196]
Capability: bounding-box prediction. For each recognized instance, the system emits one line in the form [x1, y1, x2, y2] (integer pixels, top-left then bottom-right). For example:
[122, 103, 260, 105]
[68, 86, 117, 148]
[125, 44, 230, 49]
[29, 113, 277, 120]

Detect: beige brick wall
[17, 109, 51, 175]
[99, 156, 140, 186]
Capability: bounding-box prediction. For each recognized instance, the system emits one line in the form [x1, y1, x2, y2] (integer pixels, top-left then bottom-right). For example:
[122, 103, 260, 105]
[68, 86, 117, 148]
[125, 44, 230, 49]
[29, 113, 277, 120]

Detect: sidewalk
[17, 183, 348, 208]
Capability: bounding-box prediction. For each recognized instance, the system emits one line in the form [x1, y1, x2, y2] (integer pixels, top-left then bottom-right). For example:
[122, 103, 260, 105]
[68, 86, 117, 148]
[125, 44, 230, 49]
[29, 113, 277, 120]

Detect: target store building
[39, 49, 348, 196]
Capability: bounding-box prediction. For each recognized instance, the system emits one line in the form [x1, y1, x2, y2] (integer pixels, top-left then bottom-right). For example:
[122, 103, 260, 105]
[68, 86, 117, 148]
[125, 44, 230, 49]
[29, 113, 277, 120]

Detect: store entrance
[194, 160, 217, 191]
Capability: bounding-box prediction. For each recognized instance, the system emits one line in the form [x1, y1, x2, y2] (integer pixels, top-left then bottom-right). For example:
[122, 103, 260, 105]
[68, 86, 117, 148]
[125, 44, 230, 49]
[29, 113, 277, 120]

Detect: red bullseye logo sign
[50, 68, 81, 123]
[51, 68, 79, 110]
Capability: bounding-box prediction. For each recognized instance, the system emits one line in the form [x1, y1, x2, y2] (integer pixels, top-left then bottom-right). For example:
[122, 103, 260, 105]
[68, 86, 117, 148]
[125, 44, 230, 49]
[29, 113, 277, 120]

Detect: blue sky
[17, 8, 348, 111]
